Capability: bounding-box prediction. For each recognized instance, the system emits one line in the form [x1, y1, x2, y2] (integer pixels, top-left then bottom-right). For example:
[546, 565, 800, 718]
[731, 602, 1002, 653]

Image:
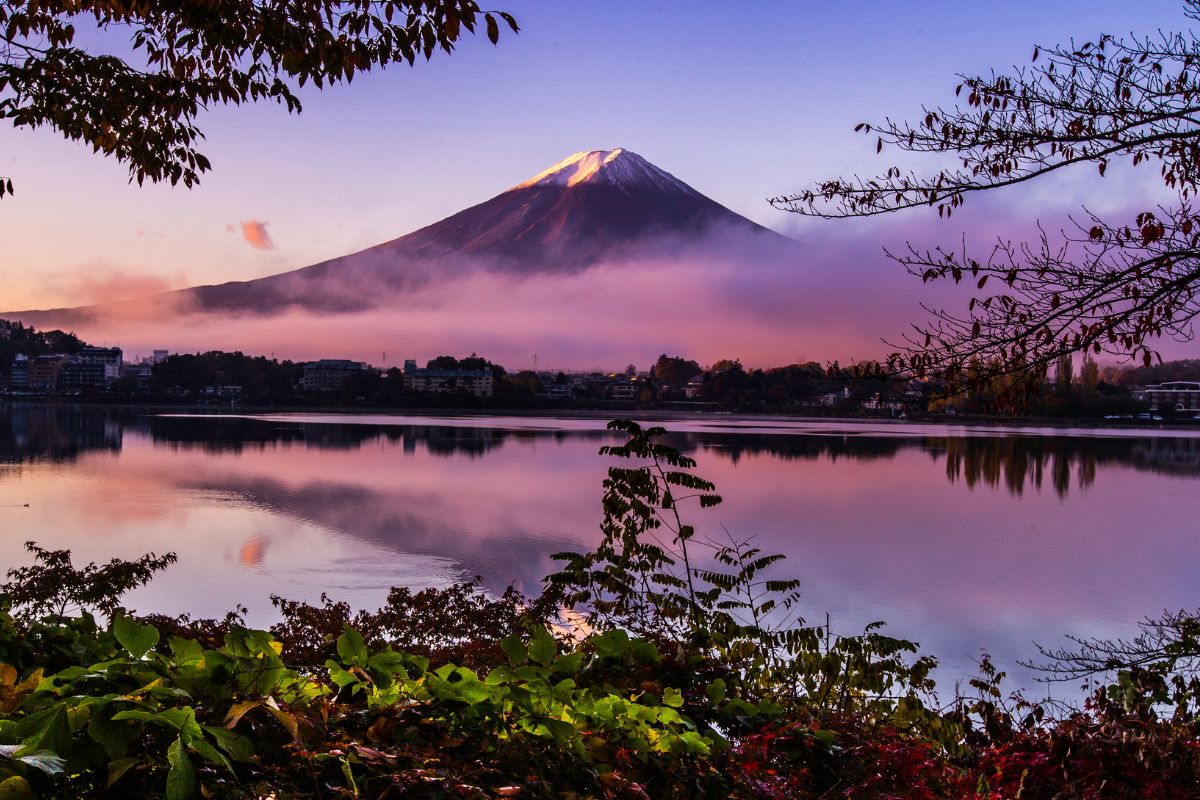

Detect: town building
[609, 382, 640, 401]
[78, 346, 123, 383]
[301, 359, 367, 393]
[817, 387, 851, 407]
[122, 362, 153, 383]
[59, 359, 108, 392]
[201, 386, 243, 400]
[403, 359, 493, 397]
[10, 354, 28, 389]
[862, 393, 905, 414]
[1134, 381, 1200, 413]
[26, 355, 68, 392]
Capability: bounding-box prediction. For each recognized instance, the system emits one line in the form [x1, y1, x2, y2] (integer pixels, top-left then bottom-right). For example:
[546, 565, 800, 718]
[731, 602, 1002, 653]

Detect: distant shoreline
[4, 397, 1199, 434]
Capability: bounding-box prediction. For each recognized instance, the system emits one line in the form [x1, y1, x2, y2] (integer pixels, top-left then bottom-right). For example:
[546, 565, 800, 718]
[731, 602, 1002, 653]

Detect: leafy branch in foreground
[1026, 608, 1200, 724]
[546, 419, 815, 662]
[774, 1, 1200, 388]
[0, 0, 518, 194]
[547, 420, 938, 719]
[2, 541, 176, 621]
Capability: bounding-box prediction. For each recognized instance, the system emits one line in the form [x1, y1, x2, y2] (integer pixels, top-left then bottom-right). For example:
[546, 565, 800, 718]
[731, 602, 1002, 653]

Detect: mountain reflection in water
[1, 404, 1197, 695]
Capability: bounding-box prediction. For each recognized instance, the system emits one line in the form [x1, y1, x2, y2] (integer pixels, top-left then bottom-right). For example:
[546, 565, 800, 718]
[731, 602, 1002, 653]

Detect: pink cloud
[57, 269, 185, 306]
[239, 220, 275, 251]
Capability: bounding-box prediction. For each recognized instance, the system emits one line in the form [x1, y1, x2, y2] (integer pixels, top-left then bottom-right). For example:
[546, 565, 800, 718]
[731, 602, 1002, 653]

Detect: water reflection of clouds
[237, 535, 269, 569]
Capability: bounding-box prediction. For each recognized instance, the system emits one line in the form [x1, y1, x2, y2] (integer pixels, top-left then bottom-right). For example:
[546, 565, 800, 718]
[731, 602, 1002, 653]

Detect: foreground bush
[0, 606, 750, 798]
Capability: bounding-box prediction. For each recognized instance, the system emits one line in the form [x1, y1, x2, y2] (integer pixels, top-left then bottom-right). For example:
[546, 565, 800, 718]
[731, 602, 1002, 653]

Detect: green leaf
[536, 717, 578, 743]
[500, 635, 527, 665]
[590, 629, 631, 658]
[366, 648, 408, 687]
[202, 725, 254, 763]
[551, 651, 584, 675]
[106, 757, 140, 788]
[88, 711, 137, 759]
[169, 637, 204, 667]
[113, 707, 202, 739]
[14, 706, 71, 757]
[188, 735, 233, 773]
[114, 613, 160, 659]
[166, 737, 196, 800]
[340, 755, 358, 796]
[336, 627, 368, 666]
[527, 629, 556, 666]
[326, 664, 360, 691]
[628, 639, 661, 664]
[663, 687, 684, 708]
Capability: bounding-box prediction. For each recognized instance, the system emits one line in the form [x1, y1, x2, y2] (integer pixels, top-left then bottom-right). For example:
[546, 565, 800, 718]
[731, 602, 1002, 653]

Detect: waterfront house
[402, 359, 494, 397]
[301, 359, 367, 393]
[1133, 381, 1200, 413]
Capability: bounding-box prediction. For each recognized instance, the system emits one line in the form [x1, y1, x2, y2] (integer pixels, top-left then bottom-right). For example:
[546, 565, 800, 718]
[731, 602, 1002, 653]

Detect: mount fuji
[8, 148, 797, 324]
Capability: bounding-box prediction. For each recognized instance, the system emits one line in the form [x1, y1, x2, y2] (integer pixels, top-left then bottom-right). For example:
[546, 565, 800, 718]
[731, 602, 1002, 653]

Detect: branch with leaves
[0, 0, 518, 194]
[774, 0, 1200, 386]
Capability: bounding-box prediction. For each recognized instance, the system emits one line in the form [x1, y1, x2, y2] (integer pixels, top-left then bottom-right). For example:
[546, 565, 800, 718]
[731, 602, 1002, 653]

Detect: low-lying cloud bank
[12, 226, 952, 367]
[11, 197, 1197, 368]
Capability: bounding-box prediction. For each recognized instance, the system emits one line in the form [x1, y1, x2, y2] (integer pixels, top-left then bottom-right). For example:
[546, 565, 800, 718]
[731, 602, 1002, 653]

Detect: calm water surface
[2, 405, 1198, 695]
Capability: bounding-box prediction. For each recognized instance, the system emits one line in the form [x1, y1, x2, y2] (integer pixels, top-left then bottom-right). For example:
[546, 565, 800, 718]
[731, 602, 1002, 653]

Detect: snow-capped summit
[512, 148, 698, 196]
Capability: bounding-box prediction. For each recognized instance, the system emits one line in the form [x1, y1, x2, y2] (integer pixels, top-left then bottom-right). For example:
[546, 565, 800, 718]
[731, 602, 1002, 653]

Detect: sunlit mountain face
[9, 148, 792, 321]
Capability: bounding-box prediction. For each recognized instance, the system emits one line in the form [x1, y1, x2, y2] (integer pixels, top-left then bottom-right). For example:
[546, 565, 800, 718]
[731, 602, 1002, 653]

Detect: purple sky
[0, 1, 1194, 365]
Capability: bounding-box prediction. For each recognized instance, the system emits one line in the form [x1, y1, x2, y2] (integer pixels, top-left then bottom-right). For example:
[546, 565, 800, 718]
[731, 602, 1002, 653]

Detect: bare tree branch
[775, 3, 1200, 390]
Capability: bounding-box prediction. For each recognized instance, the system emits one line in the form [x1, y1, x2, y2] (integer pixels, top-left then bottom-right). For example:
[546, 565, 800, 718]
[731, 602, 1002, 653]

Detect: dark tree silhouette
[774, 2, 1200, 385]
[0, 0, 517, 197]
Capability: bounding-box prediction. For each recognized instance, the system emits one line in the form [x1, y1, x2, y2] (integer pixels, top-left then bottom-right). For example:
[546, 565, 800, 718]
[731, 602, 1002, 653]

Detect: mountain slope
[9, 148, 793, 321]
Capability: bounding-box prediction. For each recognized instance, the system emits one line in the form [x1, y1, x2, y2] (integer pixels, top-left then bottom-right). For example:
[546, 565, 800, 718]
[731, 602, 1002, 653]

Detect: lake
[2, 404, 1197, 696]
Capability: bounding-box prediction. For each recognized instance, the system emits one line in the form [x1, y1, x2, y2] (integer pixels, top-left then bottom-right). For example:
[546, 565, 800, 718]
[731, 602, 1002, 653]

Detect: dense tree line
[0, 321, 83, 372]
[148, 352, 303, 401]
[3, 320, 1192, 417]
[696, 361, 831, 406]
[1106, 358, 1200, 387]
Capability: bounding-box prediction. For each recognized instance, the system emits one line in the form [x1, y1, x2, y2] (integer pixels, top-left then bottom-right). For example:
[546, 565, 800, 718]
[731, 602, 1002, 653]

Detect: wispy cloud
[56, 269, 184, 306]
[239, 220, 275, 251]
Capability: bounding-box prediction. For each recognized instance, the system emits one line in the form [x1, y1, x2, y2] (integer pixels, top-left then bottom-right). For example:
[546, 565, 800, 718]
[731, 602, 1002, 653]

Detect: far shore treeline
[1, 319, 1194, 419]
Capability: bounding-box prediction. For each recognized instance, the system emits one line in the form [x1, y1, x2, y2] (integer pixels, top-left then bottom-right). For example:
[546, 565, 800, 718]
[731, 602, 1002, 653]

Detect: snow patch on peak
[512, 148, 699, 195]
